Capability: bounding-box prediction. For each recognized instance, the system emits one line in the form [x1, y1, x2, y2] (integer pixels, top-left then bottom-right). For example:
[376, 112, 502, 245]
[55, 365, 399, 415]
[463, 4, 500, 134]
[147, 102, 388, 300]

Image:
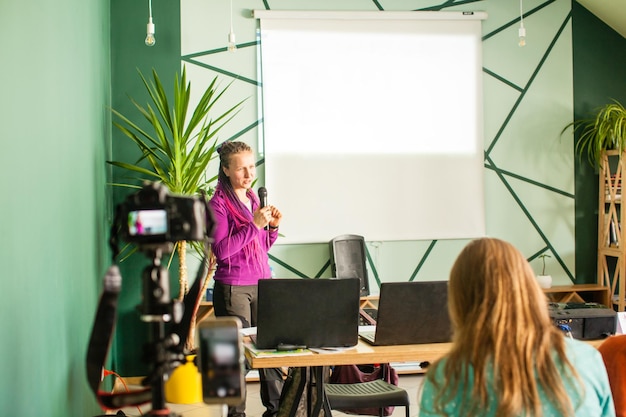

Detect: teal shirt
[419, 338, 615, 416]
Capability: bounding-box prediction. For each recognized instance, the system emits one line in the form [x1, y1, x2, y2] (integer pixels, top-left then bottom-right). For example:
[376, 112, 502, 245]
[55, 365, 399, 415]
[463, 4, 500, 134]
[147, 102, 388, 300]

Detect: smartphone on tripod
[197, 317, 245, 405]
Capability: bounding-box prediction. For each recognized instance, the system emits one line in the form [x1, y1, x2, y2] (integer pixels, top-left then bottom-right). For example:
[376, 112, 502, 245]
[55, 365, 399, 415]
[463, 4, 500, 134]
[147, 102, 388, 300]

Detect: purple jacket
[209, 190, 278, 286]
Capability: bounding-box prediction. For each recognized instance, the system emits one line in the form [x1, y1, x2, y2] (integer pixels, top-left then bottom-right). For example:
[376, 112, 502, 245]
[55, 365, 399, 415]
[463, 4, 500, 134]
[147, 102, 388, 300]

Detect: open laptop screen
[363, 281, 452, 345]
[255, 278, 360, 349]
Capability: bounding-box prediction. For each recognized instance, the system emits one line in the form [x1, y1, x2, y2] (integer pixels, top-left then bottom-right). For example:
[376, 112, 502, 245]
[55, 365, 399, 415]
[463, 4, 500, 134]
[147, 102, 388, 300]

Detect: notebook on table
[359, 281, 452, 346]
[254, 278, 361, 350]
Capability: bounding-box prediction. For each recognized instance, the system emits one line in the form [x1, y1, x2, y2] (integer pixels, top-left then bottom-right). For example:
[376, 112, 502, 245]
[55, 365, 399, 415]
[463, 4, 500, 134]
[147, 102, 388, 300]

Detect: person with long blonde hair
[419, 238, 614, 417]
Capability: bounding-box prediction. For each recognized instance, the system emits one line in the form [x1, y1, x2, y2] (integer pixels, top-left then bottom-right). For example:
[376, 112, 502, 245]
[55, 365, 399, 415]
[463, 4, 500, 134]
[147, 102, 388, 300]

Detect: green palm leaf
[109, 65, 245, 195]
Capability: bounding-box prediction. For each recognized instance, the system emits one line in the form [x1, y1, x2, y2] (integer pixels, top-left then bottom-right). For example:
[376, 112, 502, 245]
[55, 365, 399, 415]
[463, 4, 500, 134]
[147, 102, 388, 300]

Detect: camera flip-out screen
[128, 209, 167, 236]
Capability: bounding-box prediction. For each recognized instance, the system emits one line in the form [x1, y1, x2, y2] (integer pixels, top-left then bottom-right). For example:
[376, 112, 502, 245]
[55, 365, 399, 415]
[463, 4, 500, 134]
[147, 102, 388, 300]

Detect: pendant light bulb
[518, 26, 526, 47]
[145, 17, 156, 47]
[228, 30, 237, 52]
[145, 0, 155, 47]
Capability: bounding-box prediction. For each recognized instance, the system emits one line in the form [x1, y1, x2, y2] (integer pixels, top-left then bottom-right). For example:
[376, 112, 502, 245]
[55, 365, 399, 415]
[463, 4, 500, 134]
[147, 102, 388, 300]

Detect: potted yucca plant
[109, 65, 245, 351]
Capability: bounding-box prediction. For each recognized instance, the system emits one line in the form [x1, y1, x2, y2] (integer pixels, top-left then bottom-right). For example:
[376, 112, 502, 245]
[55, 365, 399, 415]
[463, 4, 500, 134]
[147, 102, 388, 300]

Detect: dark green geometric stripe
[484, 161, 575, 199]
[268, 253, 309, 278]
[486, 154, 574, 280]
[182, 41, 258, 59]
[409, 240, 438, 282]
[183, 58, 259, 86]
[372, 0, 384, 11]
[365, 246, 381, 288]
[485, 11, 571, 156]
[483, 68, 523, 93]
[182, 44, 260, 87]
[315, 260, 331, 278]
[228, 120, 261, 143]
[528, 245, 550, 263]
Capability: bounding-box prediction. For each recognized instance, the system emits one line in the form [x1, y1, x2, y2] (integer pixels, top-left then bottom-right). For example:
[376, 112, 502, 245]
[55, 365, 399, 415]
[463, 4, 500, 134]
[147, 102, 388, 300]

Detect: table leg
[309, 366, 332, 417]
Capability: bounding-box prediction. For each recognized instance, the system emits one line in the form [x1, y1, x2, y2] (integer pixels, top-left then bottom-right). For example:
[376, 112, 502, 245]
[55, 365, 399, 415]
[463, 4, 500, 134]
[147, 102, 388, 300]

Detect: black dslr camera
[116, 181, 213, 252]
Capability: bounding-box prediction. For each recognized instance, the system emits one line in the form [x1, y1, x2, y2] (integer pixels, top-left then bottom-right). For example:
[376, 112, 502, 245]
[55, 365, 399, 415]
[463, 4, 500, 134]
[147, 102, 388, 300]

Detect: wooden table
[245, 338, 606, 370]
[245, 339, 449, 369]
[244, 338, 606, 417]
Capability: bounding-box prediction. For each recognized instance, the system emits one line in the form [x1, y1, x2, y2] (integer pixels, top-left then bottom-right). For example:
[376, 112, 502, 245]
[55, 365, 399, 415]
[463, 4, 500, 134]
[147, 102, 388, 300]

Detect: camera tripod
[132, 248, 186, 417]
[91, 247, 208, 417]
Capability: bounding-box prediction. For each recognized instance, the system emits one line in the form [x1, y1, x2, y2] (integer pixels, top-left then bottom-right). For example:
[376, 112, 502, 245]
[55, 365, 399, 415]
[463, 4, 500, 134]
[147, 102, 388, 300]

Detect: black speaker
[329, 234, 369, 296]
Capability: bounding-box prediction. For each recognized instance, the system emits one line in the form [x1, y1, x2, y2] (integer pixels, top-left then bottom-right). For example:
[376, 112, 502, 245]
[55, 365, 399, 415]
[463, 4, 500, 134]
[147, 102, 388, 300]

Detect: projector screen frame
[254, 10, 488, 244]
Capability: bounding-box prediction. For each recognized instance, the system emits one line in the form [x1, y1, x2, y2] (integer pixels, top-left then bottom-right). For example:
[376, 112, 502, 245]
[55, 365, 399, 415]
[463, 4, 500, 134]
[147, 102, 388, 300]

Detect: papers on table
[245, 343, 313, 358]
[241, 326, 257, 337]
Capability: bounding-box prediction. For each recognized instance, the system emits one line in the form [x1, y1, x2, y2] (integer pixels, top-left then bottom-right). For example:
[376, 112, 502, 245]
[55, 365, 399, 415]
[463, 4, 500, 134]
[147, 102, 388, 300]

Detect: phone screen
[198, 318, 245, 405]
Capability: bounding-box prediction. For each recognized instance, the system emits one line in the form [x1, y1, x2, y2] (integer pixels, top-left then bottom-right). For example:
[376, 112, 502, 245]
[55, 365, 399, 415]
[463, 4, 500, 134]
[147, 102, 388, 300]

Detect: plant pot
[536, 275, 552, 289]
[165, 354, 202, 404]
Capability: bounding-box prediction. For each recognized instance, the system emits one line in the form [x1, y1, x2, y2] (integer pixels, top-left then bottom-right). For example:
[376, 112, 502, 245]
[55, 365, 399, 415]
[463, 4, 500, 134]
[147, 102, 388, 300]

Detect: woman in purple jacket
[209, 141, 283, 417]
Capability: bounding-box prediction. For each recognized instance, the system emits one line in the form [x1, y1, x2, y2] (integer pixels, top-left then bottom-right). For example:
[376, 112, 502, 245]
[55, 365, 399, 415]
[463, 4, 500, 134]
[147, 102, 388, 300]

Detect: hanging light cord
[230, 0, 234, 33]
[228, 0, 237, 52]
[518, 0, 526, 47]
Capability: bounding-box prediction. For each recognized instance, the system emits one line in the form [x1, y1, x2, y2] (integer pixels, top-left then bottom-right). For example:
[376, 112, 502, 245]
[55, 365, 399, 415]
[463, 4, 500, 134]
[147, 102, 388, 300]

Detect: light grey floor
[110, 373, 425, 417]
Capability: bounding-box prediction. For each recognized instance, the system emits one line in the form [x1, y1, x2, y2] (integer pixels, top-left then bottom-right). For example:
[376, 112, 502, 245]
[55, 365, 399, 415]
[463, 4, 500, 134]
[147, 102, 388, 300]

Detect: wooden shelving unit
[542, 284, 611, 307]
[597, 150, 626, 311]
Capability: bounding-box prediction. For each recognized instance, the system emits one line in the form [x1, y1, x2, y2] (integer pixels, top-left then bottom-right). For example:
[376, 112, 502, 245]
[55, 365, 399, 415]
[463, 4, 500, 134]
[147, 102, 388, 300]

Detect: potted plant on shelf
[563, 99, 626, 170]
[109, 65, 244, 352]
[535, 253, 552, 289]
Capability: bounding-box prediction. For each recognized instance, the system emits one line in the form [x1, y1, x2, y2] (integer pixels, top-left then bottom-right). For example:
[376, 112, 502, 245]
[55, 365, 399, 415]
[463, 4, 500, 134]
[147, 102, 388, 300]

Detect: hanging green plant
[563, 99, 626, 170]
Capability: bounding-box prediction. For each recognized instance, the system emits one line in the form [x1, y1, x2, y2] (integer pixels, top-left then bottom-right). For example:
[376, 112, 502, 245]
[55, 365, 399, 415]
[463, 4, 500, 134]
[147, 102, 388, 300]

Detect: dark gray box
[548, 303, 616, 340]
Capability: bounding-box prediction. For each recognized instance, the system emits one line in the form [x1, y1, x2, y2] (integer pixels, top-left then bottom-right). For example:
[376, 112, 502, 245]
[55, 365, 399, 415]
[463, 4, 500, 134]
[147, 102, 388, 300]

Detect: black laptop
[359, 281, 452, 345]
[254, 278, 361, 349]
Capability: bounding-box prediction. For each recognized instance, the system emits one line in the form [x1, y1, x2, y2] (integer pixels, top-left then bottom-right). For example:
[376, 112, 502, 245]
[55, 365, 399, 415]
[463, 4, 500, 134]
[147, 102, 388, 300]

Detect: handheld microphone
[258, 187, 268, 208]
[258, 187, 269, 230]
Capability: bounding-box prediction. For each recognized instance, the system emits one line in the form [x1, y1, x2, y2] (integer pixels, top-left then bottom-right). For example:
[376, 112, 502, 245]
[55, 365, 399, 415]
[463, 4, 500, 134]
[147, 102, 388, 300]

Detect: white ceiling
[577, 0, 626, 38]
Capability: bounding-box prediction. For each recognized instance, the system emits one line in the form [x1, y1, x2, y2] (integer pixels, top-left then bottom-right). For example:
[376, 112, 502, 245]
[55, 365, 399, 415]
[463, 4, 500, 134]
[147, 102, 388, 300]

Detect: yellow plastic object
[165, 355, 202, 404]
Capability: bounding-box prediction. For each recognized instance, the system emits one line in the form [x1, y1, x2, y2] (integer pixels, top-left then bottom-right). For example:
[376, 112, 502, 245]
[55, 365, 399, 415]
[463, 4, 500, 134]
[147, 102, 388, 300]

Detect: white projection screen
[255, 10, 487, 244]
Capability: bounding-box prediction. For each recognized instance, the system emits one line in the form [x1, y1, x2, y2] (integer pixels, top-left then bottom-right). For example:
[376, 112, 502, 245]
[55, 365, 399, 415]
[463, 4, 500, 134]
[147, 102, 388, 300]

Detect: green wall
[572, 2, 626, 284]
[0, 1, 110, 416]
[110, 0, 182, 377]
